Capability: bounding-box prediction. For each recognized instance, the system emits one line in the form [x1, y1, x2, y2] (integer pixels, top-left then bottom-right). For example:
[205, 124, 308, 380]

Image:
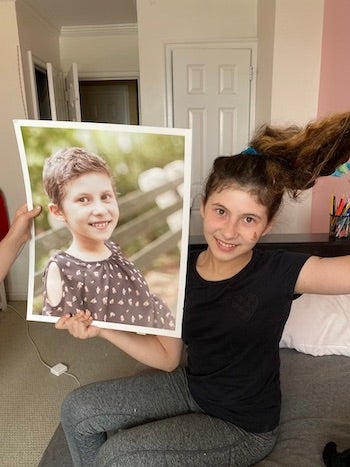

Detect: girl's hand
[55, 311, 100, 339]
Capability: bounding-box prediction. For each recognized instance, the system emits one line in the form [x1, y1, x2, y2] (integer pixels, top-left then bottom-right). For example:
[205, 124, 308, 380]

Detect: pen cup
[329, 214, 350, 239]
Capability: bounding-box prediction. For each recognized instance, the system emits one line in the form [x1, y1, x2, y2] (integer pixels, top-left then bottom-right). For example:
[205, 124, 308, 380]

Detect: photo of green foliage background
[21, 125, 185, 234]
[20, 125, 186, 316]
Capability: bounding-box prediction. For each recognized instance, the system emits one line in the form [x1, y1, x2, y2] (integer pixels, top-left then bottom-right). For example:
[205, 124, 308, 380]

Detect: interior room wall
[311, 0, 350, 233]
[0, 0, 333, 298]
[0, 0, 31, 300]
[59, 26, 139, 78]
[255, 0, 275, 129]
[16, 0, 61, 119]
[2, 3, 139, 300]
[136, 0, 257, 128]
[136, 0, 324, 234]
[266, 0, 324, 233]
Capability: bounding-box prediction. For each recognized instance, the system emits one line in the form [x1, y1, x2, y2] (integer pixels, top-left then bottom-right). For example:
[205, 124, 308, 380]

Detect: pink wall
[311, 0, 350, 232]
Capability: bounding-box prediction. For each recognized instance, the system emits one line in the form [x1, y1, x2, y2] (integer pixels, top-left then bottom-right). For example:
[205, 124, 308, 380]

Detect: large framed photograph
[13, 120, 192, 337]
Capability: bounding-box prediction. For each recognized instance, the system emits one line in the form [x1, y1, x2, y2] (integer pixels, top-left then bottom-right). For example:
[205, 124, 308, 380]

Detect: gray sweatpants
[61, 367, 277, 467]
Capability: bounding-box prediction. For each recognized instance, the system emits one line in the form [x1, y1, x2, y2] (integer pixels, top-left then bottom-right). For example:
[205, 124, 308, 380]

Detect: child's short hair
[43, 147, 113, 206]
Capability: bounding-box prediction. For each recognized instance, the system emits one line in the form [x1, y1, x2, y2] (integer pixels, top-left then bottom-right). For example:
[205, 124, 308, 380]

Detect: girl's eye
[78, 196, 89, 203]
[102, 193, 113, 201]
[244, 216, 255, 224]
[216, 208, 226, 216]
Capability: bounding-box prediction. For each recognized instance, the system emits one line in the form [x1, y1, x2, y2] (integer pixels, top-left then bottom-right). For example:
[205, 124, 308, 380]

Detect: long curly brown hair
[203, 111, 350, 222]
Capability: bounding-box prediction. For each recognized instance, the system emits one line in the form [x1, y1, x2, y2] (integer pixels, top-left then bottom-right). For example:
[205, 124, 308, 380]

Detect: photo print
[14, 119, 192, 337]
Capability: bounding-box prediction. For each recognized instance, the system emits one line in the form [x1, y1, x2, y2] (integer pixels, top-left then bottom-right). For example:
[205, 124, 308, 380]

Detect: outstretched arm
[0, 204, 41, 282]
[55, 311, 183, 372]
[295, 254, 350, 295]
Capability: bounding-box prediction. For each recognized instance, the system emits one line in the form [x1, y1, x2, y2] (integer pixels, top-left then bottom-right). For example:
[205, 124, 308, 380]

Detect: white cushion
[280, 294, 350, 356]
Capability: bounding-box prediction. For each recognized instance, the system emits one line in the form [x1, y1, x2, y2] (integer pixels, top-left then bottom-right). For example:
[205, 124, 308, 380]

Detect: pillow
[279, 294, 350, 356]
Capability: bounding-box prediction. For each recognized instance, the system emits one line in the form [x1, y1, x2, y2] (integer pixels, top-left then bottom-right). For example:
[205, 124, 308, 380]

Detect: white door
[47, 63, 68, 121]
[168, 45, 255, 234]
[66, 63, 81, 122]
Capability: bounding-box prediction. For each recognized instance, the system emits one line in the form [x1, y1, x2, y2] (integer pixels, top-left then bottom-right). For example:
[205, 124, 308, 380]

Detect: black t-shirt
[182, 248, 309, 433]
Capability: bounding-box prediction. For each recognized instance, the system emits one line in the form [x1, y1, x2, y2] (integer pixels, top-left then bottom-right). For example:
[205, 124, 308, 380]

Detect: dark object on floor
[323, 442, 350, 467]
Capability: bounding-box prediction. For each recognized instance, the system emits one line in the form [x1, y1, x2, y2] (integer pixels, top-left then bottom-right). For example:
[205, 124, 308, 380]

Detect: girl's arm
[55, 311, 184, 372]
[45, 262, 63, 307]
[0, 205, 41, 282]
[295, 255, 350, 295]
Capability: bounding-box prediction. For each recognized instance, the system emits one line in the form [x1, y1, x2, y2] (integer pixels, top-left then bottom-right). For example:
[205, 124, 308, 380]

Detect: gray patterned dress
[42, 240, 175, 330]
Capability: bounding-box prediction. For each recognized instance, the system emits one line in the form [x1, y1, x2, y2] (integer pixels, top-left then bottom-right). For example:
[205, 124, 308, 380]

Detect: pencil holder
[329, 214, 350, 239]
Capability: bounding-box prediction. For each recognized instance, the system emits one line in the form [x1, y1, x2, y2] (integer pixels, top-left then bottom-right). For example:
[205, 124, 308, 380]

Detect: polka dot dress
[42, 241, 175, 329]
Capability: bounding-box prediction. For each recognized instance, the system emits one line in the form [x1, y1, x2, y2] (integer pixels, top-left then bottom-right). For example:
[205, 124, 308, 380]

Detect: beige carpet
[0, 301, 138, 467]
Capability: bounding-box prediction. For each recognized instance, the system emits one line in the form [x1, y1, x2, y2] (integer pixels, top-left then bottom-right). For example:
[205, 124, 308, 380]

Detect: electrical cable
[5, 303, 81, 386]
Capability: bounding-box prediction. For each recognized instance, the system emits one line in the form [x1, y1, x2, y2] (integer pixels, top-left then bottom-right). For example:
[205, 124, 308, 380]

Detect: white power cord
[5, 303, 81, 386]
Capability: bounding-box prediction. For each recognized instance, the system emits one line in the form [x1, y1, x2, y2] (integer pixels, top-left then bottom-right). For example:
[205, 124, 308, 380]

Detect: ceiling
[22, 0, 137, 29]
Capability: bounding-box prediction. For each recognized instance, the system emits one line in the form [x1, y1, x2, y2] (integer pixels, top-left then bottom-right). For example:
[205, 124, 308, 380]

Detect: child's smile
[58, 172, 119, 246]
[89, 220, 113, 230]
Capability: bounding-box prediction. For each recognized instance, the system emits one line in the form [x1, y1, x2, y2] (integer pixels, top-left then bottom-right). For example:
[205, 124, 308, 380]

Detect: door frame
[165, 40, 257, 133]
[27, 50, 50, 120]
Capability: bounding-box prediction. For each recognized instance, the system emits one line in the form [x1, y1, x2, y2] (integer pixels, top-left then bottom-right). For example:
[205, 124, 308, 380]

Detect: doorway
[34, 66, 51, 120]
[79, 79, 139, 125]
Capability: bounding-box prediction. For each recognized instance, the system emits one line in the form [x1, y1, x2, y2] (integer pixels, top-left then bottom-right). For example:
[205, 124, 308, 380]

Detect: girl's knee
[61, 387, 87, 427]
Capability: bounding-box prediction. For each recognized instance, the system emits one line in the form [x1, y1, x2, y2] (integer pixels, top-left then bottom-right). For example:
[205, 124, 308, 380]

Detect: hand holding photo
[14, 120, 192, 337]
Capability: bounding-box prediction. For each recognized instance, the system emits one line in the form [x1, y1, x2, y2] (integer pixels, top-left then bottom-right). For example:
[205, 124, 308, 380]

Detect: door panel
[66, 63, 81, 122]
[170, 46, 253, 234]
[47, 63, 68, 121]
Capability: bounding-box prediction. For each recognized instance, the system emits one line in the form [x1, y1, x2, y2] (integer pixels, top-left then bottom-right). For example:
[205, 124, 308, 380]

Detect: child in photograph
[41, 147, 175, 330]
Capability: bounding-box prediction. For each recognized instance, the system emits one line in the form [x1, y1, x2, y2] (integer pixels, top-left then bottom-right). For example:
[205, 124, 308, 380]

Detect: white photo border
[13, 119, 192, 338]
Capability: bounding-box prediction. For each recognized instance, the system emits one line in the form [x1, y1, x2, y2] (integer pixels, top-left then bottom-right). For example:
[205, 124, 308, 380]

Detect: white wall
[256, 0, 275, 128]
[271, 0, 323, 125]
[268, 0, 324, 233]
[16, 0, 61, 119]
[59, 25, 139, 77]
[136, 0, 258, 127]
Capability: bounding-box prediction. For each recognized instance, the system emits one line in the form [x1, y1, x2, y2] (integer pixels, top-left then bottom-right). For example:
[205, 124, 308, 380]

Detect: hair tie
[331, 161, 350, 177]
[241, 146, 259, 155]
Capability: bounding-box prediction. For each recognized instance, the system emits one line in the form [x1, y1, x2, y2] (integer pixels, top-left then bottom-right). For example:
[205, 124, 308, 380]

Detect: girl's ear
[48, 203, 65, 221]
[261, 222, 273, 237]
[199, 198, 205, 218]
[200, 203, 204, 218]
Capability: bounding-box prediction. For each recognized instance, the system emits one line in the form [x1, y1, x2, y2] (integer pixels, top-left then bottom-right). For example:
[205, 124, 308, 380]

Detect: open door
[47, 63, 68, 121]
[66, 63, 81, 122]
[27, 54, 84, 123]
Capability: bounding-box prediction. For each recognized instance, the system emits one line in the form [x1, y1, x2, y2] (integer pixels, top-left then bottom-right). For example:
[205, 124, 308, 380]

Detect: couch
[39, 290, 350, 466]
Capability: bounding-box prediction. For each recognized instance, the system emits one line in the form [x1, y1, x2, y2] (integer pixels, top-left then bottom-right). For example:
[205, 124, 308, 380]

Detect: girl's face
[51, 172, 119, 244]
[200, 186, 272, 264]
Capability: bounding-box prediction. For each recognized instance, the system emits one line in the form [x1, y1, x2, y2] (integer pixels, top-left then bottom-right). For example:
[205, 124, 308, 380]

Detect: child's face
[200, 186, 271, 263]
[53, 172, 119, 243]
